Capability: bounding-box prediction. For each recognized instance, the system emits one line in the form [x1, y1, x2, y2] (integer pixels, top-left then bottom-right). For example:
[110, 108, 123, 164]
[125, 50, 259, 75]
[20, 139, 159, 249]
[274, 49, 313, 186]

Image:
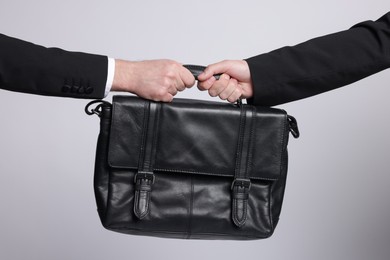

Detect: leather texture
[90, 96, 294, 240]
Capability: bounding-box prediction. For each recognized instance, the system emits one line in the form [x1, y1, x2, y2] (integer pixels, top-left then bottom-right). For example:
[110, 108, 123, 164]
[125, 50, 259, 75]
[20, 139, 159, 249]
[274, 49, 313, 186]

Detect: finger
[180, 66, 196, 87]
[208, 73, 230, 97]
[168, 85, 178, 96]
[160, 93, 174, 102]
[175, 79, 187, 92]
[198, 60, 231, 81]
[227, 87, 243, 103]
[197, 76, 216, 91]
[218, 78, 238, 100]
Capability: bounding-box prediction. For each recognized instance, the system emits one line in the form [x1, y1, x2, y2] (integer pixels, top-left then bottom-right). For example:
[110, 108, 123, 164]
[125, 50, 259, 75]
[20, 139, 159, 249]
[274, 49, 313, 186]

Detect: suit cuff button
[85, 87, 94, 94]
[62, 85, 71, 93]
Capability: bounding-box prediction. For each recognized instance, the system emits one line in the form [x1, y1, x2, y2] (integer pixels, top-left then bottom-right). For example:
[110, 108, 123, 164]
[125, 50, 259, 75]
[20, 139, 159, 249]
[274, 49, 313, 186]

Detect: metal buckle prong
[231, 178, 251, 190]
[134, 171, 155, 184]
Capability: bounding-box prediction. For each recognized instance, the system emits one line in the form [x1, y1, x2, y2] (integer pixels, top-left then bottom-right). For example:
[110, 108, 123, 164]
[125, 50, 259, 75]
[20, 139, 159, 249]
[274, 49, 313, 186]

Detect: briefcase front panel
[92, 96, 291, 240]
[108, 96, 287, 180]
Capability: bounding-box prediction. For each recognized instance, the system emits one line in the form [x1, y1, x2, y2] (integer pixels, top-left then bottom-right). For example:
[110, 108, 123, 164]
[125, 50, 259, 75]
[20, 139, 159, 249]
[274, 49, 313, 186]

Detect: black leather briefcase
[85, 95, 299, 240]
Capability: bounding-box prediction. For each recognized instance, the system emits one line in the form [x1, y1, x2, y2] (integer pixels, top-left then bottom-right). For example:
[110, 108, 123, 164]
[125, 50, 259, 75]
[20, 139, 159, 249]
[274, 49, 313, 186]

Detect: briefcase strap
[134, 101, 160, 219]
[231, 105, 256, 228]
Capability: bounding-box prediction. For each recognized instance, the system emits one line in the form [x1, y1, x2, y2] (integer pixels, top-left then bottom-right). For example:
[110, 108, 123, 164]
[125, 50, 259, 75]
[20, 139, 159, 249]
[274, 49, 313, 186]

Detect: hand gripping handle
[183, 64, 221, 80]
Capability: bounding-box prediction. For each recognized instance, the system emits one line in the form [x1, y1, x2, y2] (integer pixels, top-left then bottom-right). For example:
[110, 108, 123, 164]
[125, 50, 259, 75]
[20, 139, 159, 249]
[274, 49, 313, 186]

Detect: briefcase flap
[107, 96, 289, 181]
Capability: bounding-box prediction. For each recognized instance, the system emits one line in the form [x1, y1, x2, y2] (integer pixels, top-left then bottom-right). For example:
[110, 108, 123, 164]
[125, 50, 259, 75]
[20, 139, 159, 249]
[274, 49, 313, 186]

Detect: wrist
[111, 59, 136, 93]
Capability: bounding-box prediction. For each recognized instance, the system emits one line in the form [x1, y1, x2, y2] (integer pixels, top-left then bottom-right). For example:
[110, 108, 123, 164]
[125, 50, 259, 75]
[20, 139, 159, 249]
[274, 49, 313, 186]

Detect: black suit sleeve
[0, 33, 108, 99]
[246, 12, 390, 106]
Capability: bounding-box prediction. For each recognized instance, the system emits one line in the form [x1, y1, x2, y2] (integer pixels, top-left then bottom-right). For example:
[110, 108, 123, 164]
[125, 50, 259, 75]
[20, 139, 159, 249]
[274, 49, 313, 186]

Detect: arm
[0, 33, 194, 101]
[198, 12, 390, 106]
[0, 33, 108, 99]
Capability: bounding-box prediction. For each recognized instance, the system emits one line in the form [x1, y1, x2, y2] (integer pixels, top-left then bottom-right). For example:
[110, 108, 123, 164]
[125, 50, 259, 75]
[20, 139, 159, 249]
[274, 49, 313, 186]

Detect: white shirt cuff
[104, 57, 115, 97]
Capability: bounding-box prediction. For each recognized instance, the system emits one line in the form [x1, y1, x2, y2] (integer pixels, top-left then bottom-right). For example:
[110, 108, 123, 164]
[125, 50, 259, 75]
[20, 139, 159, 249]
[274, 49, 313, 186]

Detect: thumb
[198, 61, 230, 81]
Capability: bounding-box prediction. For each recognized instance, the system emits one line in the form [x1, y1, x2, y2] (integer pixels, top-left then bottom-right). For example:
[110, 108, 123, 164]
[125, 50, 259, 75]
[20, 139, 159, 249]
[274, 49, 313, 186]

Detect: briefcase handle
[86, 65, 300, 139]
[183, 64, 221, 80]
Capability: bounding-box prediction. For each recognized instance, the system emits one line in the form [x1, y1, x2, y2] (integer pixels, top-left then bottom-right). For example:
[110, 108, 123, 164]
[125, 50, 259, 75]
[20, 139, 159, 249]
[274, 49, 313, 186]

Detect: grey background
[1, 0, 390, 259]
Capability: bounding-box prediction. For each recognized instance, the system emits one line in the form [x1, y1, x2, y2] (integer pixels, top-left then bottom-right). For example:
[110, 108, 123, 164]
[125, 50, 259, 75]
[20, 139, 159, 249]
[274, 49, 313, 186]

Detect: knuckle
[167, 61, 180, 72]
[197, 83, 205, 90]
[162, 77, 172, 87]
[219, 93, 228, 100]
[227, 96, 236, 103]
[165, 71, 175, 81]
[155, 88, 168, 98]
[197, 83, 208, 91]
[208, 90, 217, 97]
